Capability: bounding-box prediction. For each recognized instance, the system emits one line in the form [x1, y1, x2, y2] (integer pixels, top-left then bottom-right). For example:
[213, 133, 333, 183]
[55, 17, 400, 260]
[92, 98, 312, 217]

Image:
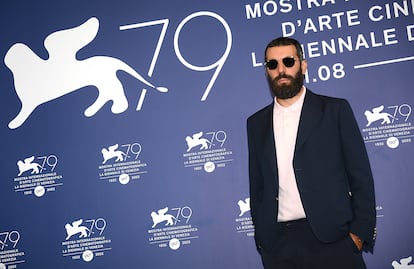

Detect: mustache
[274, 74, 294, 82]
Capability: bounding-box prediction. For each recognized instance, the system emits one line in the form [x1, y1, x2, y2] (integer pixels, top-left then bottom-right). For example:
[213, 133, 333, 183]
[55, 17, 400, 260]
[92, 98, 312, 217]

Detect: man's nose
[277, 61, 286, 73]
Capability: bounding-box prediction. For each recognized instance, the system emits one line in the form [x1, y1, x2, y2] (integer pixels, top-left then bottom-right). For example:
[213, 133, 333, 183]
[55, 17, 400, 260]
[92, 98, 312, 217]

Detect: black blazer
[247, 90, 376, 252]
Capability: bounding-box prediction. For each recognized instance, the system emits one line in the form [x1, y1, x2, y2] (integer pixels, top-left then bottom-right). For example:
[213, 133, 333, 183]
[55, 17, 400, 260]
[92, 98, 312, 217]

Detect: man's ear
[301, 59, 308, 75]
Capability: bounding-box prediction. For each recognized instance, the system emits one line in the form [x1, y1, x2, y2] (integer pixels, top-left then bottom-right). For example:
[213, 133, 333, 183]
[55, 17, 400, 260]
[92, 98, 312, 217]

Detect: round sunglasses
[265, 56, 298, 70]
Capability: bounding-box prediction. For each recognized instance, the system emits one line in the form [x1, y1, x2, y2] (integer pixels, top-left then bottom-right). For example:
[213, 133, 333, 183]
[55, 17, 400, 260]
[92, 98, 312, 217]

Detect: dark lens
[266, 59, 278, 70]
[282, 57, 295, 67]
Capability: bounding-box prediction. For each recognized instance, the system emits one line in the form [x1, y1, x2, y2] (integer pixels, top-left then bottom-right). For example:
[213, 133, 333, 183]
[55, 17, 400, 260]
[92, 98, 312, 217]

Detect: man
[247, 37, 376, 269]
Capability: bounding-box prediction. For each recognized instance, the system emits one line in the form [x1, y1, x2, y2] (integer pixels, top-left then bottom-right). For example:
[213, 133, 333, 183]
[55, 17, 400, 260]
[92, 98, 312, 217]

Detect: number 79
[120, 11, 232, 103]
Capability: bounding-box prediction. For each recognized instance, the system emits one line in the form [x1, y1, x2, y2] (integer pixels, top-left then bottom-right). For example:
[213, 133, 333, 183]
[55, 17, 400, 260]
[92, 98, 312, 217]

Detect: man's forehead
[266, 45, 297, 56]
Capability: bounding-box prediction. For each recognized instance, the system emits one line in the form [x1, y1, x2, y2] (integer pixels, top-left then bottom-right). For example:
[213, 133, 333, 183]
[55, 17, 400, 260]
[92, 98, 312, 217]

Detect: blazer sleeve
[339, 100, 376, 252]
[247, 115, 263, 225]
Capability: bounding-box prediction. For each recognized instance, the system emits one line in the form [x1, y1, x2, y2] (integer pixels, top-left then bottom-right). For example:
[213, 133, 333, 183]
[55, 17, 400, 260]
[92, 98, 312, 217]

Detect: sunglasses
[265, 56, 297, 70]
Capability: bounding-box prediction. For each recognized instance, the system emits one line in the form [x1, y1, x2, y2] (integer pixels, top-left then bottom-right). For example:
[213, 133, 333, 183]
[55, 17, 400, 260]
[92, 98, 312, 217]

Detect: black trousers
[259, 219, 366, 269]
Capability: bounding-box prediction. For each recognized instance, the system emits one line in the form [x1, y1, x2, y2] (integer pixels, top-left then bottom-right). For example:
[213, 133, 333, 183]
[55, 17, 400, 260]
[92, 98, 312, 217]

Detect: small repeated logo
[238, 197, 250, 217]
[0, 230, 26, 268]
[376, 205, 385, 218]
[362, 103, 413, 148]
[364, 105, 396, 127]
[392, 256, 414, 269]
[13, 154, 63, 197]
[98, 142, 148, 184]
[183, 130, 233, 172]
[148, 206, 199, 250]
[61, 217, 112, 262]
[235, 197, 254, 237]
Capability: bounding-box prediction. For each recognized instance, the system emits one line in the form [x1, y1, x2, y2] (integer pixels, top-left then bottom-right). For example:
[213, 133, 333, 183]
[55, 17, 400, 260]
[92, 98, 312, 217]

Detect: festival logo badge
[392, 256, 414, 269]
[4, 17, 167, 129]
[376, 205, 384, 218]
[362, 103, 413, 148]
[98, 142, 148, 184]
[182, 130, 233, 173]
[13, 154, 63, 197]
[147, 206, 199, 250]
[0, 230, 26, 268]
[61, 217, 112, 262]
[234, 197, 254, 237]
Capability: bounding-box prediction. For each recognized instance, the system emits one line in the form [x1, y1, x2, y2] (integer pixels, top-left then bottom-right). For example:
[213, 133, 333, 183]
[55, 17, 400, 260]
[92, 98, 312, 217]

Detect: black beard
[268, 70, 304, 99]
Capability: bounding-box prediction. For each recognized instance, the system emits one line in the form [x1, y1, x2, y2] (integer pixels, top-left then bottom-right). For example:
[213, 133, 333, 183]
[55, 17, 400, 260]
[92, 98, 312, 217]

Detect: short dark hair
[265, 37, 304, 61]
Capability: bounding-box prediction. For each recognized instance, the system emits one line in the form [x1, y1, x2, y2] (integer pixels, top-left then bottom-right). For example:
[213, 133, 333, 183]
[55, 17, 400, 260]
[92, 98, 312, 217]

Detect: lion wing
[24, 156, 35, 163]
[192, 132, 203, 140]
[71, 219, 83, 227]
[157, 207, 169, 215]
[44, 17, 99, 60]
[108, 144, 119, 151]
[372, 105, 384, 114]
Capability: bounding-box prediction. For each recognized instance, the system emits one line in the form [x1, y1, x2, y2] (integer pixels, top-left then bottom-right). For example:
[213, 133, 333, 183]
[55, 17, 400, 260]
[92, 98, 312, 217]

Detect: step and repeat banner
[1, 1, 413, 268]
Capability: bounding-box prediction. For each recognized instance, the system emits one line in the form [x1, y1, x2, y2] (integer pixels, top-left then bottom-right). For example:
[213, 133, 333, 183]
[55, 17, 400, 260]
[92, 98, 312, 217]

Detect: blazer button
[275, 197, 279, 201]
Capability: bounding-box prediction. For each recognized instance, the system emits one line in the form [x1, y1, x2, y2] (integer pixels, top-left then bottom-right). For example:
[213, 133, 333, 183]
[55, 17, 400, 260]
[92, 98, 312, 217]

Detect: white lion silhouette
[150, 207, 177, 228]
[186, 131, 210, 152]
[238, 198, 250, 217]
[364, 105, 395, 127]
[17, 156, 42, 176]
[101, 144, 127, 164]
[4, 17, 168, 129]
[392, 256, 414, 269]
[65, 219, 91, 240]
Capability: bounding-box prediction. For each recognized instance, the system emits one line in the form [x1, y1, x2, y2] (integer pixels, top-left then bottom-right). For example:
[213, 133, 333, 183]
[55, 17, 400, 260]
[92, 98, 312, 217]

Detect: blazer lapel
[295, 90, 324, 151]
[258, 104, 278, 184]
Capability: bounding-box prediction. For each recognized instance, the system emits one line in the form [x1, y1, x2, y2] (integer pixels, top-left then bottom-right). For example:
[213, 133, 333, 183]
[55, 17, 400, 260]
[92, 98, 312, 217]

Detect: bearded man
[247, 37, 376, 269]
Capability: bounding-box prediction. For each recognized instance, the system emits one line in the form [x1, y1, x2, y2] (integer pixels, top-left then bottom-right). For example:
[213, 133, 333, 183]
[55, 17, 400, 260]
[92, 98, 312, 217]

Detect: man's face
[265, 45, 307, 99]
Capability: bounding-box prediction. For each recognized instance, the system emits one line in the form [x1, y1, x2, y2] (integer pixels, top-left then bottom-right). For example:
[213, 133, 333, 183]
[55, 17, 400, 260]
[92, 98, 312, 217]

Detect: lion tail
[116, 60, 168, 93]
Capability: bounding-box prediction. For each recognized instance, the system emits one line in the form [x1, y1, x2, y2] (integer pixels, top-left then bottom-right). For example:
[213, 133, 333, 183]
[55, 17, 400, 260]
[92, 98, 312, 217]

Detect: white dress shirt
[273, 87, 307, 222]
